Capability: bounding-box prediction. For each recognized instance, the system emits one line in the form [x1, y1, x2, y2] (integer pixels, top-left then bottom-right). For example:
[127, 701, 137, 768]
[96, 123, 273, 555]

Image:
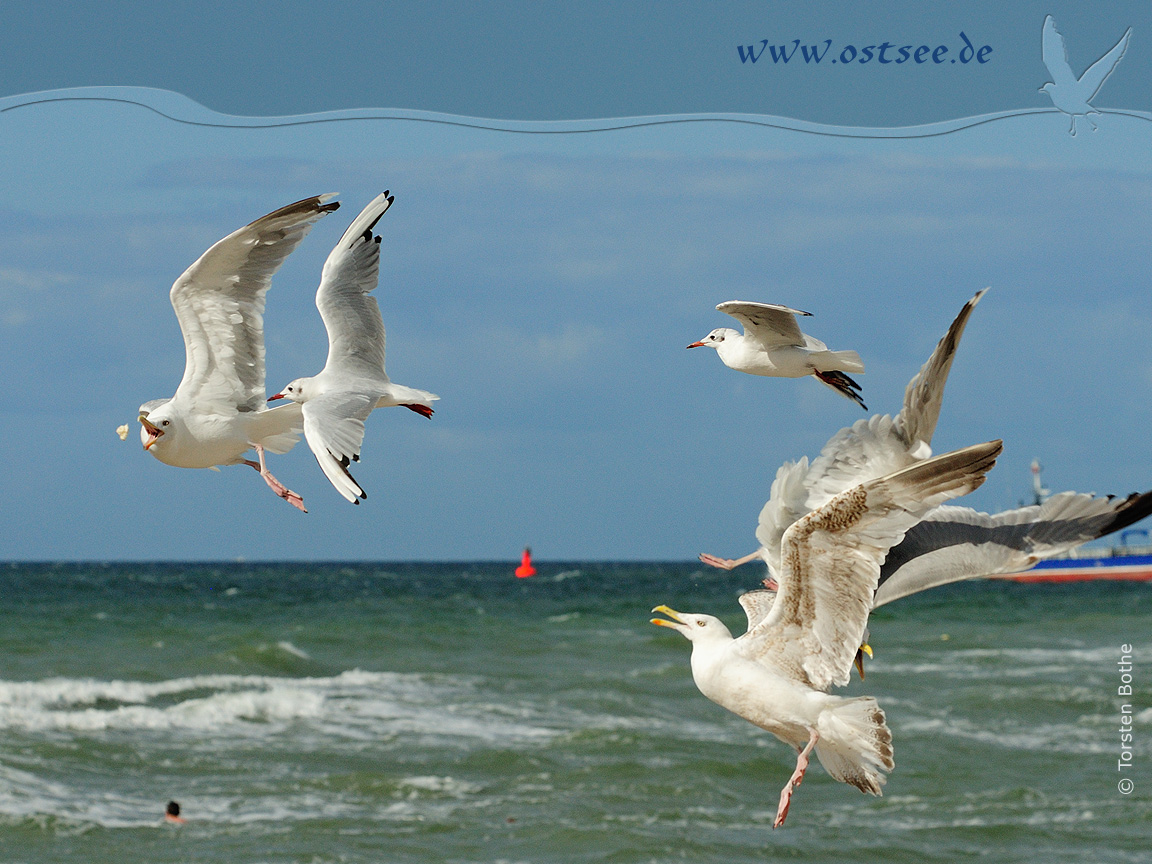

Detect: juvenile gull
[688, 301, 866, 409]
[269, 192, 439, 504]
[653, 440, 1003, 827]
[137, 195, 339, 512]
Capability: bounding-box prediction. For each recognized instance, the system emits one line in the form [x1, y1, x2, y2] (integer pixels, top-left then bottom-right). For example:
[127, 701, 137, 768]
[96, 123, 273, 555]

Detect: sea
[0, 562, 1147, 864]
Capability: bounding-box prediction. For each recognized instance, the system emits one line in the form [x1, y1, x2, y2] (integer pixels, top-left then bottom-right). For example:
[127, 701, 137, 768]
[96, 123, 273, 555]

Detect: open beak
[854, 643, 873, 680]
[267, 393, 284, 402]
[138, 414, 164, 450]
[650, 604, 686, 628]
[686, 341, 706, 349]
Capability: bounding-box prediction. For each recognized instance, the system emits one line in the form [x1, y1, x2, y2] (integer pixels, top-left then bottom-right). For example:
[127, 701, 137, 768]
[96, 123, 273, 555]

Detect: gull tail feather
[814, 697, 894, 796]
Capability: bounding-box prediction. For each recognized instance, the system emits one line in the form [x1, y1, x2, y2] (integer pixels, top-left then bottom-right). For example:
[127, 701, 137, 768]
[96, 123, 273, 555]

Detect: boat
[995, 461, 1152, 583]
[997, 531, 1152, 583]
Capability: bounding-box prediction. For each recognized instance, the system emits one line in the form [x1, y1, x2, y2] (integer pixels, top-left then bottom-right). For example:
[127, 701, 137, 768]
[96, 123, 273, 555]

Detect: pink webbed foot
[698, 550, 764, 571]
[773, 729, 818, 829]
[698, 553, 738, 571]
[402, 404, 434, 418]
[245, 445, 307, 513]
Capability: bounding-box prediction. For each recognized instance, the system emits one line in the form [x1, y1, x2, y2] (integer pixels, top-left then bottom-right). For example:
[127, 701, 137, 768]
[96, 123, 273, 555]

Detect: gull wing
[754, 290, 987, 578]
[1041, 16, 1078, 88]
[891, 287, 986, 451]
[317, 192, 394, 380]
[170, 195, 339, 413]
[1078, 26, 1131, 101]
[716, 301, 810, 349]
[738, 441, 1001, 690]
[302, 391, 377, 503]
[738, 588, 778, 632]
[873, 489, 1152, 606]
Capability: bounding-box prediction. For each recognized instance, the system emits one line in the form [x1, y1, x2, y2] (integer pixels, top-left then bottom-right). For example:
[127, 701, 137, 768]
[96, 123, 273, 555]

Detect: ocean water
[0, 562, 1147, 864]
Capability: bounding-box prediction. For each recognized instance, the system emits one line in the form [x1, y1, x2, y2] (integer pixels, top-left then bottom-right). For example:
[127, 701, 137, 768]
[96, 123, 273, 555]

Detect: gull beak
[854, 643, 873, 680]
[138, 414, 164, 450]
[650, 604, 686, 628]
[267, 393, 284, 402]
[686, 341, 706, 349]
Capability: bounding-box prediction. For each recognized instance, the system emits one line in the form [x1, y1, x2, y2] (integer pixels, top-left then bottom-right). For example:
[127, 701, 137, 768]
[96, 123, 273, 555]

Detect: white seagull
[268, 192, 439, 504]
[688, 301, 866, 409]
[138, 195, 339, 512]
[1040, 14, 1132, 136]
[699, 289, 988, 577]
[698, 286, 1152, 673]
[653, 440, 1003, 828]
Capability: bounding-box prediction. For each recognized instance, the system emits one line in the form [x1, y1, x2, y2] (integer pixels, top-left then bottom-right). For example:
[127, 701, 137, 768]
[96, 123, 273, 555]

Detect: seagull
[1040, 15, 1132, 136]
[697, 286, 1152, 673]
[688, 302, 867, 409]
[725, 487, 1152, 679]
[699, 289, 987, 577]
[137, 195, 339, 512]
[268, 192, 439, 504]
[653, 439, 1003, 828]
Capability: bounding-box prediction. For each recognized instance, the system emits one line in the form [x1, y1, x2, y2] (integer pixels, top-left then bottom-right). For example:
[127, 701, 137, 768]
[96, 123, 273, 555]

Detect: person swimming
[165, 801, 186, 824]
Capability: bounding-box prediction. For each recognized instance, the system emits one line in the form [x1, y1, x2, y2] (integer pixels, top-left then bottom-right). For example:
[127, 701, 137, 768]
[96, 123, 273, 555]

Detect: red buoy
[515, 547, 537, 578]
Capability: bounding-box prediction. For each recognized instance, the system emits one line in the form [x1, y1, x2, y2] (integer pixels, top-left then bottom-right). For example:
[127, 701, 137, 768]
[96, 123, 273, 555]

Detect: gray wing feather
[716, 301, 809, 349]
[170, 195, 338, 412]
[874, 489, 1152, 606]
[317, 193, 393, 380]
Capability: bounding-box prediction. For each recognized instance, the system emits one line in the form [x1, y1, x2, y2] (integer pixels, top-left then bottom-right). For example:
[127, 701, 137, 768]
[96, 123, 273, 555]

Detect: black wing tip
[1101, 489, 1152, 537]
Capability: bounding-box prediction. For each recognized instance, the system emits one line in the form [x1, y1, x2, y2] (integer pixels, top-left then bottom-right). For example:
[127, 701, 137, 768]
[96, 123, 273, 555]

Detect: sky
[0, 3, 1149, 560]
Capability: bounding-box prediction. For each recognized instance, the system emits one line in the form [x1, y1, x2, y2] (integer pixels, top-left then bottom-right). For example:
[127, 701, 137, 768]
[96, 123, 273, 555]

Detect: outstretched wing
[892, 288, 986, 451]
[302, 391, 376, 503]
[757, 289, 988, 574]
[317, 192, 393, 380]
[170, 195, 339, 412]
[1041, 16, 1077, 88]
[716, 301, 809, 349]
[738, 588, 778, 632]
[1078, 26, 1131, 101]
[738, 441, 1001, 690]
[874, 489, 1152, 606]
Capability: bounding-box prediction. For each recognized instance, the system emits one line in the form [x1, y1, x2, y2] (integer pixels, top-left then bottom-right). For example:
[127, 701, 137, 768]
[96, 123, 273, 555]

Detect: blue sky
[0, 5, 1149, 560]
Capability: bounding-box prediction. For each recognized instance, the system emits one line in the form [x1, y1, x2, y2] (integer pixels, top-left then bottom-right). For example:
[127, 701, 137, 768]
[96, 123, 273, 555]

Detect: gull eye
[696, 620, 706, 627]
[161, 420, 170, 427]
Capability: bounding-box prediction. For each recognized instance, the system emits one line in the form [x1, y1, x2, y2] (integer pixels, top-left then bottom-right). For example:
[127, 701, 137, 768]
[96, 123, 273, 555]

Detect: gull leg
[243, 445, 307, 512]
[698, 550, 762, 571]
[774, 729, 819, 829]
[401, 403, 434, 418]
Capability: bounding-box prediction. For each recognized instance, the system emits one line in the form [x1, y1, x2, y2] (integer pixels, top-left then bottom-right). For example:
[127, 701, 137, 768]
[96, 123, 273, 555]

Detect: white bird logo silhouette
[1039, 15, 1132, 136]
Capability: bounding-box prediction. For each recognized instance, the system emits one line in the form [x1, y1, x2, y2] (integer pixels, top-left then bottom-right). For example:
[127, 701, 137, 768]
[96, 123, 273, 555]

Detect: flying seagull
[653, 440, 1003, 828]
[269, 192, 439, 504]
[1040, 14, 1132, 136]
[698, 287, 1152, 673]
[688, 302, 866, 409]
[137, 195, 339, 512]
[699, 289, 987, 576]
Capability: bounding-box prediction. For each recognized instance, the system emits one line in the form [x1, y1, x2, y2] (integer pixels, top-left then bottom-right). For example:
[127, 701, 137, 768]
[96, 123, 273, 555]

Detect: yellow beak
[138, 414, 164, 450]
[650, 604, 685, 627]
